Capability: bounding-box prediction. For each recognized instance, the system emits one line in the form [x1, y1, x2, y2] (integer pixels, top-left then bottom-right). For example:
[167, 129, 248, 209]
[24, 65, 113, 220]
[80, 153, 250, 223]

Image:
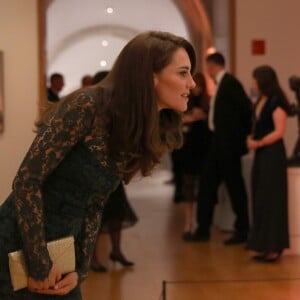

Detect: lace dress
[0, 89, 123, 299]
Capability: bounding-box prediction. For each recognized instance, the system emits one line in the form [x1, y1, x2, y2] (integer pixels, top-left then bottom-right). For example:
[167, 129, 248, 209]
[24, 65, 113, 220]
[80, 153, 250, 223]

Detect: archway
[38, 0, 214, 107]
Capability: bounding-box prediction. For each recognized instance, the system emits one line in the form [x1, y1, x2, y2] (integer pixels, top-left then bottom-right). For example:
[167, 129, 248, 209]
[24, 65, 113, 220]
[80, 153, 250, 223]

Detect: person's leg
[109, 228, 121, 255]
[186, 149, 220, 241]
[109, 228, 134, 267]
[183, 174, 197, 234]
[90, 234, 107, 272]
[183, 202, 194, 233]
[171, 149, 184, 203]
[221, 155, 249, 244]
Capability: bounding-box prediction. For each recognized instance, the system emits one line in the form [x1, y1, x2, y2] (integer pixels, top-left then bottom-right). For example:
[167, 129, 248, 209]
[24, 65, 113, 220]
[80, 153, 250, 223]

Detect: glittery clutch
[8, 236, 75, 291]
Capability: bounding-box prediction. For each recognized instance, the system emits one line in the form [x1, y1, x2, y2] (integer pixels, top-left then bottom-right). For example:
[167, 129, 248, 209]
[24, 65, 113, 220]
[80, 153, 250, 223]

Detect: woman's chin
[178, 102, 188, 112]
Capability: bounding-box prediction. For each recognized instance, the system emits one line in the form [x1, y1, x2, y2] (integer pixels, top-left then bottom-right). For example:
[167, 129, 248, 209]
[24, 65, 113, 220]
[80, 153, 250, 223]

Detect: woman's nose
[189, 77, 196, 89]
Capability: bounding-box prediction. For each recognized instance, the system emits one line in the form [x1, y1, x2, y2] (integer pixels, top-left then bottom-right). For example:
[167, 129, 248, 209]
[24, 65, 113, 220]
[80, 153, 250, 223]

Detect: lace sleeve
[12, 93, 96, 280]
[75, 195, 105, 283]
[75, 178, 120, 283]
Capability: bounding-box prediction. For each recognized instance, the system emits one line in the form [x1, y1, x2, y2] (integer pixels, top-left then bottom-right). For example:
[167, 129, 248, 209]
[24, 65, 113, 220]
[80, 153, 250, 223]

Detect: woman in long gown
[0, 31, 196, 299]
[247, 65, 290, 262]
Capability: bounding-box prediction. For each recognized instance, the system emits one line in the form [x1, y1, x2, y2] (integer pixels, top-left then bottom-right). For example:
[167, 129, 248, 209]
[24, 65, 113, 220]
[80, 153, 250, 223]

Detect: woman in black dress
[0, 31, 196, 299]
[247, 65, 290, 262]
[181, 72, 210, 239]
[90, 182, 138, 271]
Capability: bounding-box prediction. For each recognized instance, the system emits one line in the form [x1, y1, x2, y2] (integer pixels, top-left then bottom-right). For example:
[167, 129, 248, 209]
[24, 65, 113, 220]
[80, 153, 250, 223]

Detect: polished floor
[81, 169, 300, 300]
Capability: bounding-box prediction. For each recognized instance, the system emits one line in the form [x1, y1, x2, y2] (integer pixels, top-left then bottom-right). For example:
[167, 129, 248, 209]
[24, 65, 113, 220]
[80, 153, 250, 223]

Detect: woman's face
[154, 48, 196, 112]
[252, 78, 260, 93]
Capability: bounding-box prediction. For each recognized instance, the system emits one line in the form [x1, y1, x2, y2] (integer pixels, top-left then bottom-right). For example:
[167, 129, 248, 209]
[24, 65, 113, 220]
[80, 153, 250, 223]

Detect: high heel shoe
[109, 253, 134, 267]
[262, 251, 282, 263]
[253, 251, 282, 263]
[90, 258, 107, 272]
[251, 252, 266, 261]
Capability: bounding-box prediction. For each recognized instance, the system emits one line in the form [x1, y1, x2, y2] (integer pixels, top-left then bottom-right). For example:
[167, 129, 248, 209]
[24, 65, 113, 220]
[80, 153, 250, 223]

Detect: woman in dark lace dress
[0, 31, 196, 299]
[180, 73, 210, 239]
[247, 65, 290, 262]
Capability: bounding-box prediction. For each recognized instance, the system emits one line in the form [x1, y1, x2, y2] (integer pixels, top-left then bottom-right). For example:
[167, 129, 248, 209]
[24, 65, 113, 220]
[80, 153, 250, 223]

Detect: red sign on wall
[251, 40, 266, 55]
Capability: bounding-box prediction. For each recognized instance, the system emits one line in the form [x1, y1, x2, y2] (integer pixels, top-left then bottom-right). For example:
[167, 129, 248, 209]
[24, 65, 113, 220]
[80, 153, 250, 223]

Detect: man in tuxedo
[186, 52, 252, 245]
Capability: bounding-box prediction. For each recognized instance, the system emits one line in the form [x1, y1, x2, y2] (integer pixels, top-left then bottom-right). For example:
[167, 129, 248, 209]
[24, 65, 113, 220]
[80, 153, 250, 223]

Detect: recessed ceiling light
[102, 40, 109, 47]
[106, 7, 114, 14]
[100, 60, 107, 67]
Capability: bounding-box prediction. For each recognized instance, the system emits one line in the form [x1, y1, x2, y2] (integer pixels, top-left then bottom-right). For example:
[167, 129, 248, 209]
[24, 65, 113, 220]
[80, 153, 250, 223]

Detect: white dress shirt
[208, 70, 226, 131]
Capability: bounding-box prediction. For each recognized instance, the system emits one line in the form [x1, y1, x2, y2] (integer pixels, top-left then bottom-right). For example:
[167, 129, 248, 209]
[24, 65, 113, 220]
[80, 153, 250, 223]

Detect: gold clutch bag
[8, 236, 75, 291]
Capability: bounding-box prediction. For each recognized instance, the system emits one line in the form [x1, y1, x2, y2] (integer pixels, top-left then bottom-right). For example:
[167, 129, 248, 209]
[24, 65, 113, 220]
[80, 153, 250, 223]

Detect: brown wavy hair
[101, 31, 196, 182]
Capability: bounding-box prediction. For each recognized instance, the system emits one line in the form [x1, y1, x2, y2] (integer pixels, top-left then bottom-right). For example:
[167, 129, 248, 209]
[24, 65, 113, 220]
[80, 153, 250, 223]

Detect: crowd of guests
[170, 52, 290, 263]
[46, 51, 290, 266]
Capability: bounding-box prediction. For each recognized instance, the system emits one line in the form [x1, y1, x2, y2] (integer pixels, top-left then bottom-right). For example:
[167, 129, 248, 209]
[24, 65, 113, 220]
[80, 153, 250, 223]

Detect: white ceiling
[46, 0, 190, 94]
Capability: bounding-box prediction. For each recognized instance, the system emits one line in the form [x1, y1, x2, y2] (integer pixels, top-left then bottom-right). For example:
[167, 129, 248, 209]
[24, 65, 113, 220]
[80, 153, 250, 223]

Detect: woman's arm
[75, 196, 105, 283]
[247, 107, 287, 150]
[75, 176, 120, 283]
[12, 93, 96, 281]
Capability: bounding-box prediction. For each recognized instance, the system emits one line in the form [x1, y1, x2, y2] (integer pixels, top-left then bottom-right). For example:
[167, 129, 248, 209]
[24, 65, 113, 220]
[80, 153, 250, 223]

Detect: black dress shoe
[90, 260, 107, 272]
[184, 231, 210, 242]
[223, 235, 247, 245]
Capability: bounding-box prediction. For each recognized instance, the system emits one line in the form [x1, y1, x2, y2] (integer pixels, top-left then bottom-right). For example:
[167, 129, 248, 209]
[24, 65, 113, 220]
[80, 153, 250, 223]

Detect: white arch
[48, 24, 139, 65]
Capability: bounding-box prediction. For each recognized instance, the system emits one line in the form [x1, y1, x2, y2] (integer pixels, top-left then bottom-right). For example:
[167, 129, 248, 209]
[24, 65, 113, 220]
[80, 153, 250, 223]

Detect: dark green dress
[0, 90, 122, 299]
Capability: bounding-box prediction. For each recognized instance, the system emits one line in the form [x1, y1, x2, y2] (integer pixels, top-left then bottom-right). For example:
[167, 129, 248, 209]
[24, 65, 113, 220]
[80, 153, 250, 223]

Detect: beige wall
[0, 0, 39, 201]
[235, 0, 300, 155]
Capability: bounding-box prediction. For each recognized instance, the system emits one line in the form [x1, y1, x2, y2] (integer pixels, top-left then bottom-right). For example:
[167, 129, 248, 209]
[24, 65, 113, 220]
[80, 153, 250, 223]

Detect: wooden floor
[81, 169, 300, 300]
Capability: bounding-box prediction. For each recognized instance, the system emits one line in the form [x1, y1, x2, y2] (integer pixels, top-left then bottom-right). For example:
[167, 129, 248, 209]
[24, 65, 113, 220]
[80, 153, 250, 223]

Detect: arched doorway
[38, 0, 214, 105]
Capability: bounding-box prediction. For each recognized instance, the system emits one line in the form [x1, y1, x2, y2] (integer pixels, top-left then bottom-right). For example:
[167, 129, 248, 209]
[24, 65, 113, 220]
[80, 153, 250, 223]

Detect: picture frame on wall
[0, 51, 4, 134]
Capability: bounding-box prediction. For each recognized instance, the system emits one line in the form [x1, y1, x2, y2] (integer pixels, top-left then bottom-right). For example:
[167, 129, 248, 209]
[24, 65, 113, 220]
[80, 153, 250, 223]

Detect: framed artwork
[0, 51, 3, 133]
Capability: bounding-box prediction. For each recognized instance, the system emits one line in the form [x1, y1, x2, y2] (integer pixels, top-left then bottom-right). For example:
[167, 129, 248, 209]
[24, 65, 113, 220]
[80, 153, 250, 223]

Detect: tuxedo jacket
[212, 73, 252, 157]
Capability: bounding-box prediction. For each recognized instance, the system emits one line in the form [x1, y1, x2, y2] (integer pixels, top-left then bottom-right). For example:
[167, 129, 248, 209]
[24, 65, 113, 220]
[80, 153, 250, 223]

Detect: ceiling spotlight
[106, 7, 114, 14]
[101, 40, 109, 47]
[100, 60, 107, 67]
[206, 47, 216, 55]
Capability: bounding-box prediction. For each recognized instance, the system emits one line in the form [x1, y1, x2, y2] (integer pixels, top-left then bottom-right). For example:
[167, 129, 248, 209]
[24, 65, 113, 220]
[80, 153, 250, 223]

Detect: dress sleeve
[12, 93, 96, 280]
[75, 195, 105, 283]
[272, 95, 291, 114]
[75, 179, 120, 283]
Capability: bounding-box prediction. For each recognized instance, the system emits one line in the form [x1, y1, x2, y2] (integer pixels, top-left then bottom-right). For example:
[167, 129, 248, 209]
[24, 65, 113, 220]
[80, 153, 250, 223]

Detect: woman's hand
[28, 264, 62, 292]
[192, 108, 207, 121]
[33, 272, 79, 296]
[247, 135, 261, 150]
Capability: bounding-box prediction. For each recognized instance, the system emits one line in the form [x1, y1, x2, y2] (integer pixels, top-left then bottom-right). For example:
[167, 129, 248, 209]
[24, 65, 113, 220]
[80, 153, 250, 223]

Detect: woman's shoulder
[269, 94, 290, 113]
[57, 86, 111, 116]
